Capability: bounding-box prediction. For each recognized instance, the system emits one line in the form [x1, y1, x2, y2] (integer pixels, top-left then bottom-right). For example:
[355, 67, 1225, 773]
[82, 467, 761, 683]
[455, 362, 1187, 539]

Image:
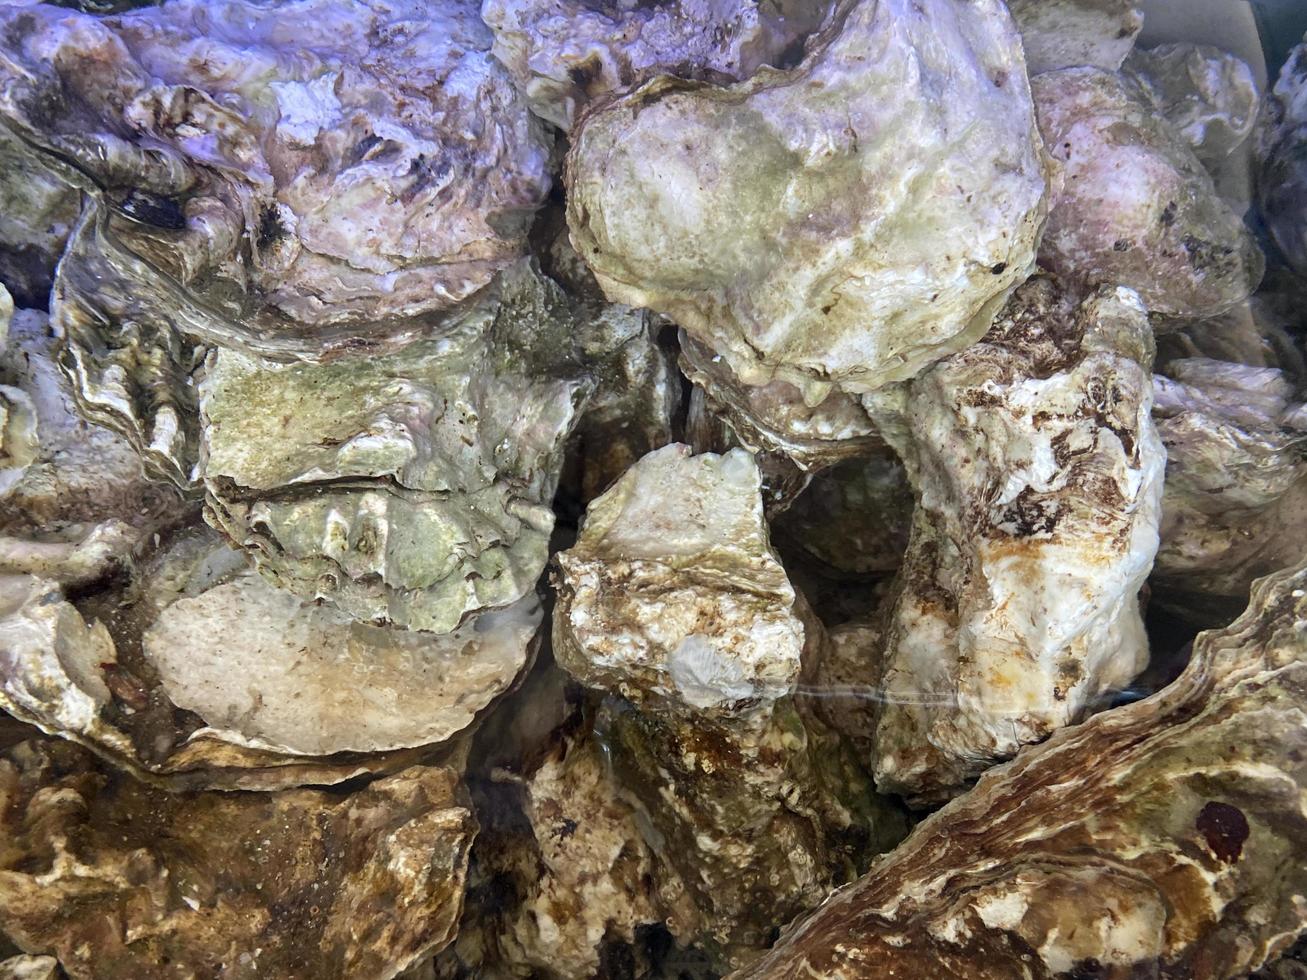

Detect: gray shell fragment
[1152, 358, 1307, 620]
[861, 277, 1164, 803]
[200, 263, 589, 634]
[1258, 35, 1307, 277]
[1007, 0, 1142, 75]
[480, 0, 830, 130]
[567, 0, 1048, 399]
[1034, 67, 1263, 319]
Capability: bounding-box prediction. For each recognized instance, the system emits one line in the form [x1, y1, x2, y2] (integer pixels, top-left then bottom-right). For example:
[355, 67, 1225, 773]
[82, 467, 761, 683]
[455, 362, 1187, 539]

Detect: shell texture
[0, 519, 538, 787]
[733, 558, 1307, 978]
[1007, 0, 1143, 75]
[861, 276, 1164, 803]
[480, 0, 831, 130]
[566, 0, 1048, 399]
[0, 737, 475, 980]
[1125, 43, 1261, 172]
[1259, 34, 1307, 277]
[1034, 66, 1264, 319]
[553, 444, 907, 968]
[1153, 358, 1307, 620]
[200, 261, 590, 634]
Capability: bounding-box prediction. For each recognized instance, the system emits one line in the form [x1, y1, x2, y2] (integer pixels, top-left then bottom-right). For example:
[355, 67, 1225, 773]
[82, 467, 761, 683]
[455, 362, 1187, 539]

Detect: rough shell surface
[200, 262, 589, 634]
[1125, 43, 1261, 171]
[0, 528, 491, 788]
[0, 737, 475, 980]
[553, 444, 907, 967]
[0, 307, 183, 585]
[480, 0, 830, 130]
[1006, 0, 1142, 75]
[0, 127, 76, 310]
[143, 564, 541, 757]
[0, 0, 552, 334]
[554, 444, 804, 709]
[679, 332, 883, 477]
[566, 0, 1048, 398]
[861, 277, 1163, 803]
[1258, 35, 1307, 277]
[733, 558, 1307, 978]
[1034, 67, 1263, 318]
[1152, 358, 1307, 620]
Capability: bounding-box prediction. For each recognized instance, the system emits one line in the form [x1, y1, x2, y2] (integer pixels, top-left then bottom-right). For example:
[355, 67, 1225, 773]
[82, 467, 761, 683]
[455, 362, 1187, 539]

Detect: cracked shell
[566, 0, 1048, 398]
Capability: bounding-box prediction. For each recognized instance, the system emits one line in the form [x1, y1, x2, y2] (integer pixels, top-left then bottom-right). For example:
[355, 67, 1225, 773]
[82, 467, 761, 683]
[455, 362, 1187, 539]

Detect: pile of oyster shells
[0, 0, 1305, 976]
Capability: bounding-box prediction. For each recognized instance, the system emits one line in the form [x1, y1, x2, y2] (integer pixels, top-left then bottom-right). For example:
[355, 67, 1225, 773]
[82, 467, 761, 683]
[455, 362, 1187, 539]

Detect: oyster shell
[0, 0, 552, 334]
[555, 445, 804, 708]
[0, 126, 76, 310]
[861, 277, 1164, 803]
[200, 262, 589, 634]
[679, 332, 882, 478]
[480, 0, 830, 131]
[0, 737, 475, 980]
[1152, 358, 1307, 622]
[554, 444, 907, 967]
[0, 522, 537, 788]
[1124, 43, 1260, 172]
[1259, 34, 1307, 277]
[0, 306, 184, 585]
[1033, 66, 1263, 319]
[566, 0, 1048, 398]
[1007, 0, 1142, 75]
[733, 558, 1307, 979]
[0, 956, 58, 980]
